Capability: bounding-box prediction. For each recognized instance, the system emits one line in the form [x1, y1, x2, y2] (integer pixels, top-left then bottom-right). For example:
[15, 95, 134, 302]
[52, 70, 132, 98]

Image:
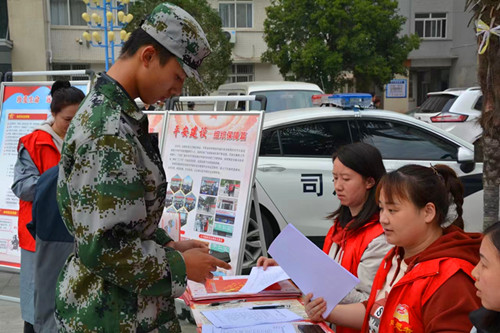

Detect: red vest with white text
[361, 249, 475, 333]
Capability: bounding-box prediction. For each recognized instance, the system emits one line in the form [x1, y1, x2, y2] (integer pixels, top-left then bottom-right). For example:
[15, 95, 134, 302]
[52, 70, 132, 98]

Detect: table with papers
[182, 224, 361, 332]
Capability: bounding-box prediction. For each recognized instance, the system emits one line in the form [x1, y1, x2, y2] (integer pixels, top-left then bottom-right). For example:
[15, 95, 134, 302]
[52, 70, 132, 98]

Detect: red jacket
[361, 226, 482, 333]
[323, 213, 383, 333]
[18, 130, 60, 251]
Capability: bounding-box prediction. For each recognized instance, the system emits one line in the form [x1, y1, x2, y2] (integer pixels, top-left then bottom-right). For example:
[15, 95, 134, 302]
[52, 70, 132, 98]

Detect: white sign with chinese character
[161, 111, 264, 274]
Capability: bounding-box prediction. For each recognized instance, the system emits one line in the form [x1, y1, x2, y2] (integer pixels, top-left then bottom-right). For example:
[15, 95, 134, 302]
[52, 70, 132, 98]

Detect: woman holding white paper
[258, 142, 391, 333]
[305, 164, 481, 332]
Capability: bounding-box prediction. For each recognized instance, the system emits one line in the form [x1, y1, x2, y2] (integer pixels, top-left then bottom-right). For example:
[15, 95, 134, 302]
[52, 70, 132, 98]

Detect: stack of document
[186, 273, 301, 303]
[201, 307, 302, 329]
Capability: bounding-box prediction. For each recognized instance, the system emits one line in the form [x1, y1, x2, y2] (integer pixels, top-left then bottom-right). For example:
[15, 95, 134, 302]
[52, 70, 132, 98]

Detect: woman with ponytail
[11, 80, 84, 333]
[304, 164, 482, 332]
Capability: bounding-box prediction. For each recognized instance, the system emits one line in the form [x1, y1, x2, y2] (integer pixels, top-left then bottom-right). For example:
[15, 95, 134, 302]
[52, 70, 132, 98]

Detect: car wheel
[241, 212, 273, 273]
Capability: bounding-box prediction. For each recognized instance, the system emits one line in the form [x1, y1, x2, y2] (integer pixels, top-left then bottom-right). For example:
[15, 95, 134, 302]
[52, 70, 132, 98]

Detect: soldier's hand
[169, 240, 208, 252]
[182, 247, 232, 283]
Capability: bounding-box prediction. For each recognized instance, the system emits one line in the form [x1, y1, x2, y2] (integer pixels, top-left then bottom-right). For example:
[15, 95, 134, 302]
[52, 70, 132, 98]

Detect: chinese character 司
[300, 174, 323, 197]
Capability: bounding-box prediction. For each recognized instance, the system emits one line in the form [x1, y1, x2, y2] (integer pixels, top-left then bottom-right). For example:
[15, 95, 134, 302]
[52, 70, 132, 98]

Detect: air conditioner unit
[223, 29, 237, 43]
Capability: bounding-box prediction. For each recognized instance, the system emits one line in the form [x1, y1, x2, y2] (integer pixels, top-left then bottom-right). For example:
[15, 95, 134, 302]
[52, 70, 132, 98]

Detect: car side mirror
[457, 147, 474, 163]
[457, 147, 475, 173]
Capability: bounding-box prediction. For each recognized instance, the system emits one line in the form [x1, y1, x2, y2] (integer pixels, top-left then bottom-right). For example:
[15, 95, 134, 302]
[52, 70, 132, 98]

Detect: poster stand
[0, 71, 92, 273]
[166, 95, 268, 274]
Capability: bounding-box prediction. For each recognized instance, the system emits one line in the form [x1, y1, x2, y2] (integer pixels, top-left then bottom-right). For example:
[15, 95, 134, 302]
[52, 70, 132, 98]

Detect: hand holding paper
[268, 224, 359, 317]
[239, 266, 290, 294]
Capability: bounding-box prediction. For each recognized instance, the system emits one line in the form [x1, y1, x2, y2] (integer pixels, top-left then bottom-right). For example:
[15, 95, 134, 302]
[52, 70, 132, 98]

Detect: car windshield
[418, 94, 458, 113]
[249, 90, 323, 112]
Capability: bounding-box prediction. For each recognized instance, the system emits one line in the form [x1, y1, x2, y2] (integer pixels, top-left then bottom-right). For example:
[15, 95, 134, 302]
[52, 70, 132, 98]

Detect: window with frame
[219, 1, 253, 28]
[415, 13, 447, 39]
[51, 63, 90, 81]
[277, 120, 353, 157]
[226, 64, 254, 83]
[0, 0, 8, 39]
[357, 119, 458, 160]
[50, 0, 87, 26]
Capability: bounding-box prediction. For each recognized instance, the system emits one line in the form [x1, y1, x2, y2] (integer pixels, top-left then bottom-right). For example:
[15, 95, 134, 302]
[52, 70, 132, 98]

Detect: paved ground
[0, 269, 197, 332]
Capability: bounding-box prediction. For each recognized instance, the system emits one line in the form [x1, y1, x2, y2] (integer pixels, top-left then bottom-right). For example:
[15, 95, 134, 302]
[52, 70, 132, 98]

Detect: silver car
[242, 107, 484, 269]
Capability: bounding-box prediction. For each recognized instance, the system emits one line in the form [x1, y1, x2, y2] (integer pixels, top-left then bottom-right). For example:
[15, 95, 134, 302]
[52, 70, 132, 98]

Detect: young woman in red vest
[305, 164, 482, 332]
[11, 80, 84, 333]
[470, 221, 500, 332]
[258, 142, 391, 333]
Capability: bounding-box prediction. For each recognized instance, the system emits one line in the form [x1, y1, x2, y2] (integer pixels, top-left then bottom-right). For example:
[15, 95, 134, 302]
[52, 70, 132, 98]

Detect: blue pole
[103, 1, 109, 71]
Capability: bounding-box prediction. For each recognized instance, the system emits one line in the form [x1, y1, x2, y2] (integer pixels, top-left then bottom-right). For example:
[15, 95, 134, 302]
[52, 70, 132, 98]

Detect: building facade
[3, 0, 479, 112]
[398, 0, 479, 111]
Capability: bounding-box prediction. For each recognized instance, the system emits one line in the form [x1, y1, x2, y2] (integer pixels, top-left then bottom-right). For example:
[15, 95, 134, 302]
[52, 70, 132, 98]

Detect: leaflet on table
[187, 275, 301, 301]
[0, 83, 88, 268]
[201, 307, 302, 329]
[201, 323, 296, 333]
[201, 323, 331, 333]
[268, 224, 360, 317]
[191, 299, 306, 328]
[239, 266, 290, 294]
[161, 112, 264, 275]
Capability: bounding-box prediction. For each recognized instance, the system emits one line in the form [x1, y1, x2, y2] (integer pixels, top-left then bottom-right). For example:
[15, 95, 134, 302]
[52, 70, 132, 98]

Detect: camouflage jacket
[56, 73, 186, 332]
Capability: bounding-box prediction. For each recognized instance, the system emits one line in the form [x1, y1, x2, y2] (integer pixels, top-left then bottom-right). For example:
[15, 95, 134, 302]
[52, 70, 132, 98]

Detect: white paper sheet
[268, 224, 359, 317]
[239, 266, 290, 294]
[201, 323, 296, 333]
[201, 308, 302, 329]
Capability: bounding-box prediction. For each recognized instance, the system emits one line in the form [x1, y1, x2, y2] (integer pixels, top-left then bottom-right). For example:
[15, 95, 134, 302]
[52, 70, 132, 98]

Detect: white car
[412, 87, 483, 145]
[216, 81, 324, 112]
[242, 107, 484, 269]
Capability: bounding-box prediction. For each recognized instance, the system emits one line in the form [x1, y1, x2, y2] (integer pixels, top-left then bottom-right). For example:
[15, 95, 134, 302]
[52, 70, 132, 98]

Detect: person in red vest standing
[305, 164, 482, 332]
[258, 142, 391, 333]
[11, 80, 84, 333]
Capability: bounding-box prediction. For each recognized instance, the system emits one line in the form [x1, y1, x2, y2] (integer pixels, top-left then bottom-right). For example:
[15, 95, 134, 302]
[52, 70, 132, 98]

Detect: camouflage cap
[141, 2, 211, 83]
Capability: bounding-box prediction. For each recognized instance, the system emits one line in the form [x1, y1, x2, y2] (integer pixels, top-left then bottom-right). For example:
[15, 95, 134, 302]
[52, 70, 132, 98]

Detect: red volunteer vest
[323, 213, 383, 277]
[322, 213, 383, 333]
[17, 130, 60, 251]
[361, 248, 475, 333]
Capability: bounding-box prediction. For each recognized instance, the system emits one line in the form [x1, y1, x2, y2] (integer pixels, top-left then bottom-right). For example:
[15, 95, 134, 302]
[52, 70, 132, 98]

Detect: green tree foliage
[127, 0, 232, 95]
[262, 0, 420, 92]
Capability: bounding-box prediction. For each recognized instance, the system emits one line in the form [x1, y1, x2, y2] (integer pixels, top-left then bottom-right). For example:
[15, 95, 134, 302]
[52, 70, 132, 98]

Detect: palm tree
[466, 0, 500, 229]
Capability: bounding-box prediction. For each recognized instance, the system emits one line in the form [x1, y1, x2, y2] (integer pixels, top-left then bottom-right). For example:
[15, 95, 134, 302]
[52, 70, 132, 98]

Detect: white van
[216, 81, 324, 112]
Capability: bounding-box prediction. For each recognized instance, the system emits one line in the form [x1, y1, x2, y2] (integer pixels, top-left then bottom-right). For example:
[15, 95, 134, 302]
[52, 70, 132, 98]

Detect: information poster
[161, 111, 264, 274]
[386, 79, 407, 98]
[0, 81, 89, 269]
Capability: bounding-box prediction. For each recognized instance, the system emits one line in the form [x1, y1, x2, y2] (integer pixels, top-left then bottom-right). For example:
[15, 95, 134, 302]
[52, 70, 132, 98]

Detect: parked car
[412, 87, 483, 145]
[216, 81, 323, 112]
[242, 107, 484, 269]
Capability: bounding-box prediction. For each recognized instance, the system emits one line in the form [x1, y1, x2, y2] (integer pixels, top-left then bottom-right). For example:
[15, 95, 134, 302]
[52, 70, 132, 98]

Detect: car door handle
[258, 164, 286, 172]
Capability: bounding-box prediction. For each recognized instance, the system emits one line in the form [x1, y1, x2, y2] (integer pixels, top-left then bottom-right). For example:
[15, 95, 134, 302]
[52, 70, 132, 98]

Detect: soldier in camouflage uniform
[56, 3, 231, 332]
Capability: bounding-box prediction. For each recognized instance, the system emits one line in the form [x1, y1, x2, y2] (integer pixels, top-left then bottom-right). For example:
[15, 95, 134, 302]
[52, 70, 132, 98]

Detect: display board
[145, 110, 168, 151]
[161, 111, 264, 274]
[0, 81, 90, 269]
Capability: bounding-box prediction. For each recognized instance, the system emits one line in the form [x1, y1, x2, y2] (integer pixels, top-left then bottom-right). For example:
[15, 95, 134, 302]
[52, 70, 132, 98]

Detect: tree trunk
[477, 13, 500, 230]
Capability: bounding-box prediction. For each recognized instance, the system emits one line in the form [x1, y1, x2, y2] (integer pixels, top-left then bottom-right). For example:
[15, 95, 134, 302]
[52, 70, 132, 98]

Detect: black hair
[50, 80, 85, 115]
[119, 28, 173, 66]
[376, 164, 465, 228]
[484, 221, 500, 254]
[327, 142, 386, 230]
